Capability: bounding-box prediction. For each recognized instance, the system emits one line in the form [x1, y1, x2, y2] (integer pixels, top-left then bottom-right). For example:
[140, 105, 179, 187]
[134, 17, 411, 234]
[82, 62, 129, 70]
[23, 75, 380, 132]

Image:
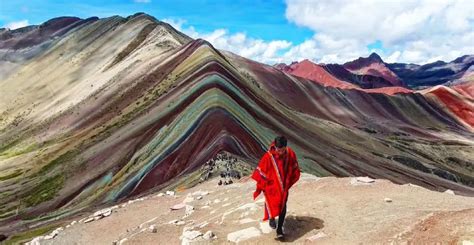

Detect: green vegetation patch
[36, 149, 78, 177]
[4, 223, 58, 245]
[0, 169, 23, 181]
[0, 142, 39, 158]
[24, 174, 65, 207]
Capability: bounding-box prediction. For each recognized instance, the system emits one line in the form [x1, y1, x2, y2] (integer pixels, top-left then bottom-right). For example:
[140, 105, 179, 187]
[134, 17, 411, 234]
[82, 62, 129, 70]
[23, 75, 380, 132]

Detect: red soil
[429, 86, 474, 127]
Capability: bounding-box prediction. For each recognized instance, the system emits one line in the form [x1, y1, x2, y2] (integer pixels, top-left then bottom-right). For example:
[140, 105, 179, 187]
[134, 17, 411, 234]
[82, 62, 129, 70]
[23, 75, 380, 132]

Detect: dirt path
[34, 173, 473, 244]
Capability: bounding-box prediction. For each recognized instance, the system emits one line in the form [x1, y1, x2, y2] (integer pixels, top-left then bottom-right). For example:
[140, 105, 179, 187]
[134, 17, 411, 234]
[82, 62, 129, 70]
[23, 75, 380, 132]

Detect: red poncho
[251, 142, 301, 220]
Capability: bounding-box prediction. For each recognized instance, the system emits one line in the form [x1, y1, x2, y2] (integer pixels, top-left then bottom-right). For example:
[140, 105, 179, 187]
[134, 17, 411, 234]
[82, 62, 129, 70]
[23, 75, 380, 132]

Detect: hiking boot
[269, 218, 277, 229]
[276, 229, 285, 240]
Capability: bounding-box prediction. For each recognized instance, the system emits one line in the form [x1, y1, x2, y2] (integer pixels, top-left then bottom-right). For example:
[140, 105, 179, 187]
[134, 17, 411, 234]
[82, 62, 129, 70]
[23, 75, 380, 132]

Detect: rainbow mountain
[0, 13, 473, 236]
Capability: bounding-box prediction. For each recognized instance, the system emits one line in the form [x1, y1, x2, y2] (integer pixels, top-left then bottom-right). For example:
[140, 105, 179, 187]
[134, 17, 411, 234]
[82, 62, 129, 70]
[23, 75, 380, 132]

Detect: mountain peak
[368, 52, 383, 62]
[127, 12, 158, 22]
[343, 52, 385, 70]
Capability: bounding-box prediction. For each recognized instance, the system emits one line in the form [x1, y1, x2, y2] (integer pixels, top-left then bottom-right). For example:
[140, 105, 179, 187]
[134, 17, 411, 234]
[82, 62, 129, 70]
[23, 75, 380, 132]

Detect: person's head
[274, 136, 287, 156]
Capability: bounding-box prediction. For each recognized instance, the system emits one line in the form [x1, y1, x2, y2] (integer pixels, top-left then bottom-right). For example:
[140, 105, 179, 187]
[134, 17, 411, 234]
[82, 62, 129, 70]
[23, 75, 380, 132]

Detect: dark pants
[277, 198, 287, 233]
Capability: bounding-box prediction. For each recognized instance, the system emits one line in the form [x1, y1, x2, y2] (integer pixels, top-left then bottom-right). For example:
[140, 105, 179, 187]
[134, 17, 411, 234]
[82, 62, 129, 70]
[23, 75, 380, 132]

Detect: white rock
[118, 238, 128, 244]
[183, 196, 194, 203]
[200, 205, 210, 209]
[166, 190, 175, 196]
[43, 227, 61, 240]
[84, 217, 94, 223]
[406, 183, 423, 188]
[213, 199, 221, 203]
[259, 222, 273, 234]
[43, 234, 55, 240]
[462, 241, 474, 245]
[196, 196, 203, 200]
[355, 176, 375, 183]
[149, 225, 157, 233]
[181, 230, 203, 240]
[357, 176, 375, 183]
[70, 220, 77, 226]
[171, 203, 186, 210]
[183, 226, 195, 232]
[157, 192, 165, 197]
[198, 222, 209, 228]
[103, 210, 112, 217]
[26, 236, 43, 245]
[93, 208, 111, 216]
[239, 218, 256, 224]
[203, 230, 216, 240]
[350, 178, 369, 186]
[444, 189, 455, 195]
[176, 221, 186, 226]
[192, 190, 209, 196]
[184, 205, 194, 218]
[306, 231, 327, 241]
[227, 227, 261, 243]
[384, 198, 393, 203]
[169, 219, 179, 224]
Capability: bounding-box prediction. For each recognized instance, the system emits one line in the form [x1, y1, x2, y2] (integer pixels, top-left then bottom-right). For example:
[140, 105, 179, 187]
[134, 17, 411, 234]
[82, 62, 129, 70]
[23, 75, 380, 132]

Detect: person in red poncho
[251, 136, 301, 239]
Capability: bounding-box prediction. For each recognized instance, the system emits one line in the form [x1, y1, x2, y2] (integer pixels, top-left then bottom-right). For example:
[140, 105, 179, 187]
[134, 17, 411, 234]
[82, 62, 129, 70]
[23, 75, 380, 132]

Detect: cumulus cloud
[4, 20, 29, 30]
[285, 0, 474, 64]
[164, 0, 474, 65]
[165, 19, 292, 64]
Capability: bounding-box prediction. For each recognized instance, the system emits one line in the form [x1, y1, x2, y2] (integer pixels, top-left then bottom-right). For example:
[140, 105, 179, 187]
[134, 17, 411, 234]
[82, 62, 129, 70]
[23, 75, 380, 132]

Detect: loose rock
[203, 230, 216, 240]
[227, 227, 261, 243]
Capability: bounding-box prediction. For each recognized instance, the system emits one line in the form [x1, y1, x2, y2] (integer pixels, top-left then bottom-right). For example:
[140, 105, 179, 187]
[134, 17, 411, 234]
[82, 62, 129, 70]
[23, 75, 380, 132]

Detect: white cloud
[163, 0, 474, 65]
[133, 0, 151, 3]
[162, 18, 199, 38]
[285, 0, 474, 64]
[281, 35, 368, 64]
[5, 20, 29, 30]
[386, 51, 402, 63]
[199, 29, 292, 64]
[165, 19, 292, 64]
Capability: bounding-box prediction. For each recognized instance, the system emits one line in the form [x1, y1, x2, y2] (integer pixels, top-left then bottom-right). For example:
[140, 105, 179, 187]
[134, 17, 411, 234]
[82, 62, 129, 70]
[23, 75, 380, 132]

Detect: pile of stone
[180, 227, 216, 244]
[26, 227, 64, 245]
[80, 205, 118, 224]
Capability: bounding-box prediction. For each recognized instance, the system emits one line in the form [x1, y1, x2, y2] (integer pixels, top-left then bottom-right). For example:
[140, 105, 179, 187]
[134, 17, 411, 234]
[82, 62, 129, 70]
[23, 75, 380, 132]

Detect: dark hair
[274, 136, 287, 148]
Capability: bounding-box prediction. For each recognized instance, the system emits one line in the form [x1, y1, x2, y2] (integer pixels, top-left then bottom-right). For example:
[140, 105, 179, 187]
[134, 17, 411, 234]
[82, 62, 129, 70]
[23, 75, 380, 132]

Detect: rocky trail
[21, 173, 474, 244]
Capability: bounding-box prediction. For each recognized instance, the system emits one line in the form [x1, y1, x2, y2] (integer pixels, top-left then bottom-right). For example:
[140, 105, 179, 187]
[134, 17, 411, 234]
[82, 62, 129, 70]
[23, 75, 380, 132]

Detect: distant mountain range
[275, 52, 474, 90]
[0, 13, 473, 239]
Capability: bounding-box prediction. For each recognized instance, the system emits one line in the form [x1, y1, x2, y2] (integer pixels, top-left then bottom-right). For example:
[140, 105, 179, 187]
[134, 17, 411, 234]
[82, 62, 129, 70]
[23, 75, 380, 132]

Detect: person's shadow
[277, 215, 325, 242]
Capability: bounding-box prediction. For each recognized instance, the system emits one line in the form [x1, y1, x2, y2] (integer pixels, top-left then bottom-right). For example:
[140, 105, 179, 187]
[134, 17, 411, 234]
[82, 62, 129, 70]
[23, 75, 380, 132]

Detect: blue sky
[1, 0, 473, 64]
[0, 0, 313, 45]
